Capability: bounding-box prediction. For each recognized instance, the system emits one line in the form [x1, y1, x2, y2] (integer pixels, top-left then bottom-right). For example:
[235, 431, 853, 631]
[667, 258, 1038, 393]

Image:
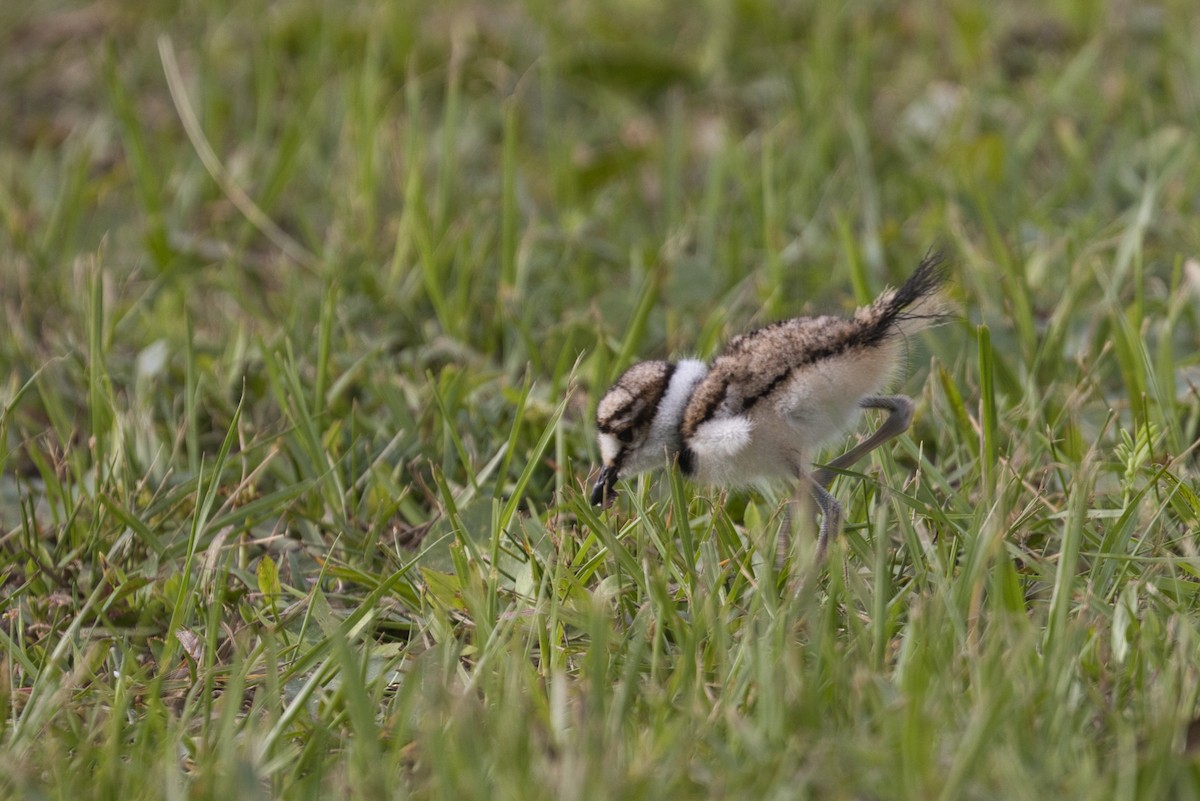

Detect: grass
[2, 0, 1200, 798]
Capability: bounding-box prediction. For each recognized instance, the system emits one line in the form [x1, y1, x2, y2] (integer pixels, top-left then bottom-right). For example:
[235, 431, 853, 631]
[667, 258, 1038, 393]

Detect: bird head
[591, 360, 693, 506]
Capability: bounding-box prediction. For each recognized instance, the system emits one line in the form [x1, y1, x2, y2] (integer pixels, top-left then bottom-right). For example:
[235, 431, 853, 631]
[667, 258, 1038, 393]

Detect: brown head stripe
[597, 362, 677, 434]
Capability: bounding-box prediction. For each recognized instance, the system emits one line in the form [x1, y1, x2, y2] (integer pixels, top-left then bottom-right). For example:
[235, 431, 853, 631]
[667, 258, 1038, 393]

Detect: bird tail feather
[855, 252, 952, 343]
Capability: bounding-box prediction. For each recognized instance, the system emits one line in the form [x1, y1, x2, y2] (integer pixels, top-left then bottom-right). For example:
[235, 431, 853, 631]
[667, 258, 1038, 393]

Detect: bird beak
[590, 464, 620, 507]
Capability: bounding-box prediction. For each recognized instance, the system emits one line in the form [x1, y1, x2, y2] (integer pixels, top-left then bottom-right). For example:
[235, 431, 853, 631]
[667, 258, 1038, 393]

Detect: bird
[590, 253, 949, 562]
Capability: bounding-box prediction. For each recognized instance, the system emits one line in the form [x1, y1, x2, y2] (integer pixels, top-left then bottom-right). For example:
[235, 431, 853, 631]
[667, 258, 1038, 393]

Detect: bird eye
[616, 429, 635, 444]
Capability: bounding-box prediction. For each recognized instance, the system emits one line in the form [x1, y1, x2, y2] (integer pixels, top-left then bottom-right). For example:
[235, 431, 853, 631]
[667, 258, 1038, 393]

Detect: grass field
[3, 0, 1200, 798]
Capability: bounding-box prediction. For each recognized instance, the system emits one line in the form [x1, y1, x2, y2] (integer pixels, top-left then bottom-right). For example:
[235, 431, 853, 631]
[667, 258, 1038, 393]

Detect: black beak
[590, 465, 620, 507]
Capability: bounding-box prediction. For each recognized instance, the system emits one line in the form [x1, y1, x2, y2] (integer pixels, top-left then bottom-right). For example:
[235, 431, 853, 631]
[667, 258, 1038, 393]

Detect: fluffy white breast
[689, 416, 754, 458]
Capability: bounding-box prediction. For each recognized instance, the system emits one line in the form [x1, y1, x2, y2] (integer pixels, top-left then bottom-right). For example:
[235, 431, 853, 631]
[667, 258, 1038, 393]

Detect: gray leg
[812, 395, 914, 489]
[803, 395, 913, 565]
[777, 503, 793, 567]
[808, 475, 841, 564]
[777, 472, 842, 567]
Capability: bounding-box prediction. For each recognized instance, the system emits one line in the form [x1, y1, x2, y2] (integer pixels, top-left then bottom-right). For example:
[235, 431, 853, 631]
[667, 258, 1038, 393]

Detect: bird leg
[804, 395, 914, 563]
[812, 396, 914, 489]
[777, 396, 915, 567]
[808, 475, 842, 564]
[776, 472, 840, 566]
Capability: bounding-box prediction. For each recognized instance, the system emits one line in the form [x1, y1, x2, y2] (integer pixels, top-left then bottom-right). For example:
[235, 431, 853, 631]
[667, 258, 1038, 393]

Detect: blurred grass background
[2, 0, 1200, 798]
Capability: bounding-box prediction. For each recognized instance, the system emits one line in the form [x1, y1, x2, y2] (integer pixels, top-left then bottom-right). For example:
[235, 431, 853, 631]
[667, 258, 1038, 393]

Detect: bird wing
[680, 315, 856, 440]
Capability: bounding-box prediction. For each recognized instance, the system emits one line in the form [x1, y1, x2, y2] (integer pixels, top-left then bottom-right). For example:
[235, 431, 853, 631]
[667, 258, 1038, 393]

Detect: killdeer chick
[591, 253, 949, 562]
